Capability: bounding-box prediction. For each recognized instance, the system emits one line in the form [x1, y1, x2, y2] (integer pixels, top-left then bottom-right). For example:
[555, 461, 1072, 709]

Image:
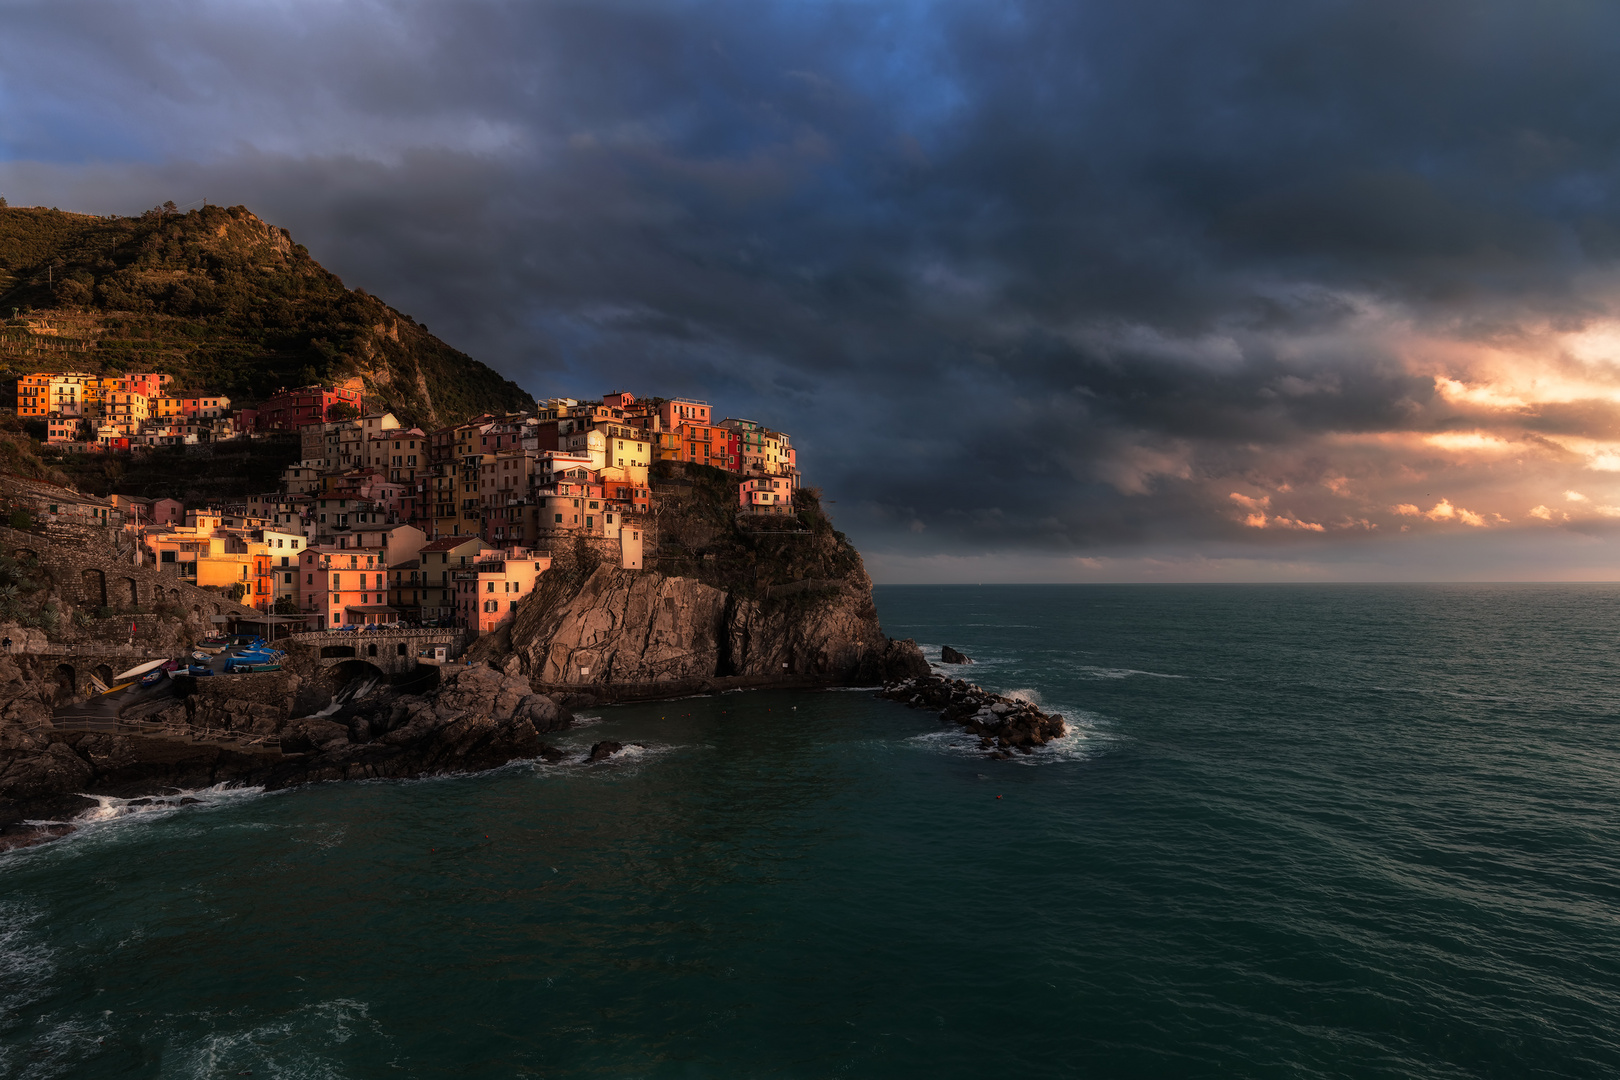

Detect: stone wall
[0, 524, 259, 647]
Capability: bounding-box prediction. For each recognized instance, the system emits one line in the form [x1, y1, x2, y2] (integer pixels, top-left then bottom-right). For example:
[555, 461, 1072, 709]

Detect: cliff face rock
[494, 535, 928, 698]
[515, 566, 731, 686]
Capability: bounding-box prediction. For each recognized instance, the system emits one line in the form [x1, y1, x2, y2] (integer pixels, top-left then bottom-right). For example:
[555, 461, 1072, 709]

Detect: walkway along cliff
[470, 464, 928, 701]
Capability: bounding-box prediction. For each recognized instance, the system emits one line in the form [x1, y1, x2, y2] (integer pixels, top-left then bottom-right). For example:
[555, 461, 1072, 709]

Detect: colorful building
[254, 380, 364, 431]
[412, 536, 488, 623]
[454, 547, 551, 634]
[739, 476, 795, 514]
[297, 545, 392, 628]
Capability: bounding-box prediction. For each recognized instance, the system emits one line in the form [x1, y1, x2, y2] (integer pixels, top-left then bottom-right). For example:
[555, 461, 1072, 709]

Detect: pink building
[739, 476, 793, 514]
[297, 545, 393, 628]
[454, 547, 551, 634]
[150, 498, 184, 525]
[45, 417, 83, 444]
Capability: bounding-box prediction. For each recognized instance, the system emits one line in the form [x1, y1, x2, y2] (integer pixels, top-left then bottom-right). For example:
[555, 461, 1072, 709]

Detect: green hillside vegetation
[650, 461, 864, 598]
[0, 203, 533, 427]
[54, 435, 304, 504]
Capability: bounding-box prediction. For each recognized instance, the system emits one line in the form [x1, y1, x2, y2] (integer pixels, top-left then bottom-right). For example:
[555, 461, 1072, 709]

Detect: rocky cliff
[472, 466, 928, 700]
[0, 663, 575, 851]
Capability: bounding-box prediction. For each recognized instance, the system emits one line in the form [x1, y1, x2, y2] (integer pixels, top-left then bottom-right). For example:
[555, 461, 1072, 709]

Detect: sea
[2, 584, 1618, 1078]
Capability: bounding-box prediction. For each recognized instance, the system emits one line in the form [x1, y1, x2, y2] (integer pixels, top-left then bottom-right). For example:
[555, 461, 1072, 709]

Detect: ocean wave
[165, 997, 386, 1080]
[1073, 665, 1187, 680]
[69, 784, 268, 828]
[581, 741, 678, 768]
[0, 901, 66, 1079]
[0, 901, 54, 1016]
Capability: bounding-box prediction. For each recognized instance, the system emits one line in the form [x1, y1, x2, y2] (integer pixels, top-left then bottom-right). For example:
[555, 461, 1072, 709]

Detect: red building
[254, 382, 364, 431]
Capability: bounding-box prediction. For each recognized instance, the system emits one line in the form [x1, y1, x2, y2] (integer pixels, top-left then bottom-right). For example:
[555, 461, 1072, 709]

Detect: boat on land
[223, 658, 281, 674]
[116, 658, 169, 682]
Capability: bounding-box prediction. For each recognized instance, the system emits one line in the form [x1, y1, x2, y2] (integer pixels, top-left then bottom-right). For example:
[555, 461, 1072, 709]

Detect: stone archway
[54, 663, 76, 702]
[121, 577, 139, 609]
[320, 644, 356, 659]
[81, 568, 106, 608]
[93, 663, 113, 687]
[330, 658, 385, 686]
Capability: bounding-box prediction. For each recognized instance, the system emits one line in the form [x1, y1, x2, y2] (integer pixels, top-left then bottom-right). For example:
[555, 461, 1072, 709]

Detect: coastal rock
[941, 645, 973, 665]
[282, 718, 351, 753]
[879, 674, 1068, 759]
[479, 490, 930, 699]
[517, 566, 731, 686]
[513, 693, 567, 733]
[431, 663, 547, 723]
[587, 740, 623, 762]
[0, 741, 93, 801]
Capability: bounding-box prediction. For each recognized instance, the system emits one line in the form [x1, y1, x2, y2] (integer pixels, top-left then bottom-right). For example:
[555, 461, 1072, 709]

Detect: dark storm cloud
[7, 0, 1620, 569]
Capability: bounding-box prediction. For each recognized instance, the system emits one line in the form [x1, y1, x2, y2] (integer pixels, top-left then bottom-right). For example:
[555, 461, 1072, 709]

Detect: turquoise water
[3, 584, 1619, 1077]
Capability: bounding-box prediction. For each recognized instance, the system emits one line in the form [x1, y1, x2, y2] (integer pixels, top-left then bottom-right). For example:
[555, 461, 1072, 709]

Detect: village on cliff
[10, 372, 801, 636]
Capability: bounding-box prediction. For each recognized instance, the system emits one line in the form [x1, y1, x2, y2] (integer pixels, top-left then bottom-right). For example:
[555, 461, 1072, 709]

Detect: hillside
[0, 203, 533, 426]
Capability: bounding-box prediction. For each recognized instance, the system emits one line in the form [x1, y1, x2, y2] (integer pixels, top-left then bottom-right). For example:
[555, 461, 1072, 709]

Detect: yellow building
[103, 391, 149, 433]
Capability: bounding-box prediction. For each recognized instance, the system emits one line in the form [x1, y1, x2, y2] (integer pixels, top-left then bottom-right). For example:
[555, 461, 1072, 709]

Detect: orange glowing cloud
[1392, 498, 1490, 526]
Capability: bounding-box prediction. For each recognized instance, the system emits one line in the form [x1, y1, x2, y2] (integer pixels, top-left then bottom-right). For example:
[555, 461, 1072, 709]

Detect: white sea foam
[904, 703, 1113, 766]
[1074, 665, 1186, 680]
[0, 901, 64, 1078]
[581, 741, 677, 768]
[0, 901, 54, 1015]
[166, 997, 385, 1080]
[70, 783, 267, 827]
[294, 675, 379, 721]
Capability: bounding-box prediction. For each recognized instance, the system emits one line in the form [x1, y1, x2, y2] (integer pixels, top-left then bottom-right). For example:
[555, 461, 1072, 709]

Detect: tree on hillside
[327, 401, 359, 421]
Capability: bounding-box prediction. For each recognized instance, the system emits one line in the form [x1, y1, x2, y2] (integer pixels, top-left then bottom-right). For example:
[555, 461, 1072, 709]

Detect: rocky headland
[468, 467, 929, 701]
[880, 673, 1068, 758]
[0, 466, 933, 852]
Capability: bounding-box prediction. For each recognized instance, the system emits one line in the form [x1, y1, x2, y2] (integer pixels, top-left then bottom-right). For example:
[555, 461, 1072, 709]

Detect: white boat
[115, 658, 169, 682]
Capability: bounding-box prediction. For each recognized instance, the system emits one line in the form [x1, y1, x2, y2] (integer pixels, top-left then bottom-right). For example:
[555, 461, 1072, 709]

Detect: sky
[7, 0, 1620, 581]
